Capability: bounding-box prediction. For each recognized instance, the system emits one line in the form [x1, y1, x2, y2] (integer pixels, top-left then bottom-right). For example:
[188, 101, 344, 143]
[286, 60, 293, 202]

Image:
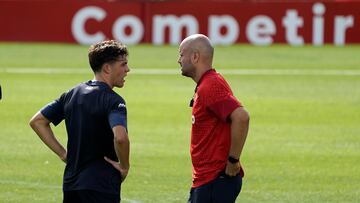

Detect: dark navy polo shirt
[41, 80, 127, 195]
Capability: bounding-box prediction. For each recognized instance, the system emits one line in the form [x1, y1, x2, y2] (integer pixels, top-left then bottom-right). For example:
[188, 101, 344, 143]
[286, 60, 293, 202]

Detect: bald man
[178, 34, 250, 203]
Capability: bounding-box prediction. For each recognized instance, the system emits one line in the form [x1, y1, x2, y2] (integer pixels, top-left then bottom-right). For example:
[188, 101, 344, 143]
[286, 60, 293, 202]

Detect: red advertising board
[0, 1, 359, 45]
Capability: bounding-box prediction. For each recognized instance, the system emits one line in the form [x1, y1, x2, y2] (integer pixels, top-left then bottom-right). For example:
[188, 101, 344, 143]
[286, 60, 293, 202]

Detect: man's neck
[193, 67, 212, 84]
[94, 74, 113, 89]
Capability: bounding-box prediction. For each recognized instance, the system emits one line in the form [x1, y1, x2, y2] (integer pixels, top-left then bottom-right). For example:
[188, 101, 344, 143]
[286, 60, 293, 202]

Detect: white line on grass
[0, 179, 61, 189]
[122, 199, 143, 203]
[0, 179, 142, 203]
[1, 67, 360, 76]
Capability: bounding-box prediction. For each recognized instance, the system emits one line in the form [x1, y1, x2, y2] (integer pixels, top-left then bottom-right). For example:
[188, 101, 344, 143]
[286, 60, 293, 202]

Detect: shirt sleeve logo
[192, 115, 195, 124]
[118, 103, 126, 108]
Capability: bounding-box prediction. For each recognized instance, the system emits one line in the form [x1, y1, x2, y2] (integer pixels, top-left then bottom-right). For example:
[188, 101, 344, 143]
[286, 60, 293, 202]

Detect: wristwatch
[228, 156, 239, 164]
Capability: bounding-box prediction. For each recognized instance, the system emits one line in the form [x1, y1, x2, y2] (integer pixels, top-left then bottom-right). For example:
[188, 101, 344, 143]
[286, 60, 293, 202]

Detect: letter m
[152, 15, 199, 45]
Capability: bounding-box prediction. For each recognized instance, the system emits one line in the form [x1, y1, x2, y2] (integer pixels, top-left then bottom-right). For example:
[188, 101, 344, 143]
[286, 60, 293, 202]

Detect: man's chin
[181, 69, 189, 77]
[181, 70, 190, 77]
[115, 83, 125, 88]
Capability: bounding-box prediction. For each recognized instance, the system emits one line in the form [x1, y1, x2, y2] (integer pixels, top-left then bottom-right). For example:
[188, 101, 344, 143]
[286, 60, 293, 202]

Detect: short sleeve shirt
[41, 80, 127, 194]
[191, 69, 244, 188]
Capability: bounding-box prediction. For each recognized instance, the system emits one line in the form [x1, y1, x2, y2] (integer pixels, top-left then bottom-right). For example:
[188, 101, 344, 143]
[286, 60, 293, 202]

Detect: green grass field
[0, 43, 359, 202]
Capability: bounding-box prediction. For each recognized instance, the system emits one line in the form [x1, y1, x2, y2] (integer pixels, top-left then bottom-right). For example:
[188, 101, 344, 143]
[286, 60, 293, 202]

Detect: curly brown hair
[88, 40, 129, 73]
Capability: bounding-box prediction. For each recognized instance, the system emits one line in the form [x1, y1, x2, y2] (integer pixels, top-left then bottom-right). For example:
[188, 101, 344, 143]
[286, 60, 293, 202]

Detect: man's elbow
[240, 109, 250, 124]
[233, 108, 250, 125]
[114, 134, 129, 145]
[29, 112, 48, 130]
[29, 116, 38, 129]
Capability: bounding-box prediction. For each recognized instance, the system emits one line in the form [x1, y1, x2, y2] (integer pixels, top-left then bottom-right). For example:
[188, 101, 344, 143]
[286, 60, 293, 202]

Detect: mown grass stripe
[1, 68, 360, 76]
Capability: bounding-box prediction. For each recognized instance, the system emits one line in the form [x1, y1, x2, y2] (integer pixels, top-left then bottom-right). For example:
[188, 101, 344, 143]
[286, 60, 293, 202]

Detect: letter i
[312, 3, 325, 46]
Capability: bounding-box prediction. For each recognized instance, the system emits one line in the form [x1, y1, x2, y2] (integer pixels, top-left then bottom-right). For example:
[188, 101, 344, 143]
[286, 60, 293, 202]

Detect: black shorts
[188, 171, 242, 203]
[63, 190, 120, 203]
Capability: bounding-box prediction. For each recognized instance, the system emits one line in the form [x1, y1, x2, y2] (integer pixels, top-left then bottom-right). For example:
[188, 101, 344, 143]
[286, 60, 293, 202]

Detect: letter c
[72, 6, 106, 45]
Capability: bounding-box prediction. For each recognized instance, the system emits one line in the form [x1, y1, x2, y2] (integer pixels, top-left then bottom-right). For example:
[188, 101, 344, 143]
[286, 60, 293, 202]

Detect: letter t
[282, 10, 304, 45]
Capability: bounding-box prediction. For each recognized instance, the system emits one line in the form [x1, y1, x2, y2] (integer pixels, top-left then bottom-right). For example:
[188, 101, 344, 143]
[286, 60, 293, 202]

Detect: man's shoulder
[198, 71, 233, 104]
[68, 81, 88, 93]
[101, 90, 126, 109]
[66, 81, 124, 101]
[200, 72, 228, 91]
[107, 89, 125, 102]
[58, 83, 82, 100]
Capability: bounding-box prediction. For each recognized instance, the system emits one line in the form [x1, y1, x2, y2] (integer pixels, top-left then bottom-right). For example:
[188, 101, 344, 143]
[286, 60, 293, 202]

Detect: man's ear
[191, 50, 200, 64]
[102, 63, 111, 74]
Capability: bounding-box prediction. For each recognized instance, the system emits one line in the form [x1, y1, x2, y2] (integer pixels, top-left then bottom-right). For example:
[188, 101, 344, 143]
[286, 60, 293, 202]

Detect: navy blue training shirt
[41, 80, 127, 194]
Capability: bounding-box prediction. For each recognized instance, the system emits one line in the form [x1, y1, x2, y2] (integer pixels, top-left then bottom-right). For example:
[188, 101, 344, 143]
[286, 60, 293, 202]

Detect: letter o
[112, 15, 144, 45]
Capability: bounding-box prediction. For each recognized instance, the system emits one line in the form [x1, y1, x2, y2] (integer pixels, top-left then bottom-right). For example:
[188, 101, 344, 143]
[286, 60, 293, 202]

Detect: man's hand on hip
[104, 156, 129, 182]
[225, 161, 240, 176]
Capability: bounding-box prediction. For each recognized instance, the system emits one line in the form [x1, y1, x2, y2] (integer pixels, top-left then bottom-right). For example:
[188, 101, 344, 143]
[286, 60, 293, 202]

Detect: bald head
[180, 34, 214, 65]
[178, 34, 215, 82]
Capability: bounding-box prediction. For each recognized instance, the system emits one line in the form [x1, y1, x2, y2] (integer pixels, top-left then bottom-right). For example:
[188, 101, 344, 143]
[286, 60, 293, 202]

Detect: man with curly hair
[30, 40, 130, 203]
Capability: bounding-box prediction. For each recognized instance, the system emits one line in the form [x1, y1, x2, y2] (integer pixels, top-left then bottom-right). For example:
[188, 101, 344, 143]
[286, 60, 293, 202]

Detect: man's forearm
[229, 108, 250, 159]
[112, 125, 130, 169]
[229, 121, 248, 158]
[114, 138, 130, 169]
[29, 113, 67, 162]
